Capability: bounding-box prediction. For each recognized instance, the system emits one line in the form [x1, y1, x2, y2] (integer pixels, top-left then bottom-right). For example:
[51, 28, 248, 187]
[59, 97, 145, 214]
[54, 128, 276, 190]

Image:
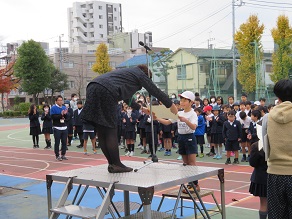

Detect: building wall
[167, 49, 203, 96]
[68, 1, 122, 47]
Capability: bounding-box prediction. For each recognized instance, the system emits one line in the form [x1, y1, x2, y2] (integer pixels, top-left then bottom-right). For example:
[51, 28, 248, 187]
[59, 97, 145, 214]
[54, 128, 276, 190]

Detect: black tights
[97, 125, 125, 167]
[32, 135, 39, 145]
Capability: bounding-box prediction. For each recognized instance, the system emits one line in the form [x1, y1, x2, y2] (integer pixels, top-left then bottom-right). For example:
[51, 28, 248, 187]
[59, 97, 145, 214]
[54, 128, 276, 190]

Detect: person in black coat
[28, 104, 41, 148]
[41, 104, 53, 149]
[73, 100, 84, 149]
[81, 65, 178, 173]
[249, 141, 268, 219]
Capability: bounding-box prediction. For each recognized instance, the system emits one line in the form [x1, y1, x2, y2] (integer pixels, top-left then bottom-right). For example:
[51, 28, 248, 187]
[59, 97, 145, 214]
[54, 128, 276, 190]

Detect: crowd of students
[28, 93, 98, 161]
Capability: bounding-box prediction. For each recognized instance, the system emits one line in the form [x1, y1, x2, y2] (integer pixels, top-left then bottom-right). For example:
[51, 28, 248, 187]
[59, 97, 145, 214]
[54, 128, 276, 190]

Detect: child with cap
[154, 91, 200, 193]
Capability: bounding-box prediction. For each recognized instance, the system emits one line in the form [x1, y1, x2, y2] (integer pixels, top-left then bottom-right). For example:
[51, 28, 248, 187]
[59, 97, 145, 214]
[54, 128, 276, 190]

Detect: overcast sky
[1, 0, 292, 52]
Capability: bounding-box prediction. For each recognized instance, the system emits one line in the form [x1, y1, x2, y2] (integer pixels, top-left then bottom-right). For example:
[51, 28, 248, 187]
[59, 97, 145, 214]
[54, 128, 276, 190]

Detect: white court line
[7, 129, 32, 142]
[206, 177, 250, 184]
[0, 155, 103, 167]
[229, 184, 250, 192]
[0, 148, 108, 162]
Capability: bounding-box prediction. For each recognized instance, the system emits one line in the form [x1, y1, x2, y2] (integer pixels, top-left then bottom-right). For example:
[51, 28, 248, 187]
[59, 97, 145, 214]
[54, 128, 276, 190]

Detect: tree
[151, 49, 173, 95]
[234, 15, 264, 93]
[14, 40, 52, 104]
[44, 66, 69, 105]
[92, 43, 112, 74]
[0, 60, 20, 111]
[270, 15, 292, 83]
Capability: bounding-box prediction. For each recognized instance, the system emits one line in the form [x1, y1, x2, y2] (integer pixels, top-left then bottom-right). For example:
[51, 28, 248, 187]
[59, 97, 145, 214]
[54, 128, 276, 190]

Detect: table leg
[124, 190, 130, 216]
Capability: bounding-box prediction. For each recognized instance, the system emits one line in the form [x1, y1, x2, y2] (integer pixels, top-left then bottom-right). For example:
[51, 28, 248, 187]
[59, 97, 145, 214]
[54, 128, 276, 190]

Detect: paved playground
[0, 118, 259, 219]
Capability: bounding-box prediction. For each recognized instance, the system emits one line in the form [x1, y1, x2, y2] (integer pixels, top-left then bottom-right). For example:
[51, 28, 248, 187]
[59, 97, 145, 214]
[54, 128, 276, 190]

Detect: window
[99, 24, 103, 28]
[82, 13, 86, 18]
[110, 61, 116, 68]
[114, 17, 117, 21]
[266, 64, 273, 72]
[177, 65, 186, 80]
[91, 33, 94, 37]
[99, 15, 103, 19]
[98, 6, 102, 10]
[199, 65, 204, 72]
[69, 81, 75, 88]
[114, 8, 117, 12]
[63, 61, 74, 68]
[100, 34, 103, 38]
[88, 61, 95, 69]
[115, 26, 117, 30]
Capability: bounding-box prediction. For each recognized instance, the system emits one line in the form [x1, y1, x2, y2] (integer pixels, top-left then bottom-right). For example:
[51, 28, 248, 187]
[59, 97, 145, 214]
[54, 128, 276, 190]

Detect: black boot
[44, 139, 50, 149]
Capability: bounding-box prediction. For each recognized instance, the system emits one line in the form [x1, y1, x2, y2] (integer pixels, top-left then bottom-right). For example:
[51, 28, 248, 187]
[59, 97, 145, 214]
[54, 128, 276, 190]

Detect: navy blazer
[210, 114, 225, 134]
[222, 120, 242, 141]
[122, 112, 137, 132]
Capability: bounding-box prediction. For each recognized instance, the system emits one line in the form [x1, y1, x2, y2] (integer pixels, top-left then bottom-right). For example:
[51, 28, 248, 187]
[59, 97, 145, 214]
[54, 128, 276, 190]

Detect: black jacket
[210, 114, 225, 134]
[222, 120, 242, 141]
[73, 109, 83, 132]
[29, 112, 40, 127]
[88, 67, 173, 110]
[249, 142, 268, 185]
[41, 112, 52, 128]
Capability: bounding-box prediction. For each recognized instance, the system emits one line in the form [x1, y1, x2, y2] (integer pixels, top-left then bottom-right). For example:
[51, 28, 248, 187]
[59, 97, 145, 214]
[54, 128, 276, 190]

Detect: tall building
[68, 1, 122, 51]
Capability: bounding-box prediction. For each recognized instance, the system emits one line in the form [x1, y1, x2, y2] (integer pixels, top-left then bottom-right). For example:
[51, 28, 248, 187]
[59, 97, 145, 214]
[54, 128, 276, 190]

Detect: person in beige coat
[266, 79, 292, 219]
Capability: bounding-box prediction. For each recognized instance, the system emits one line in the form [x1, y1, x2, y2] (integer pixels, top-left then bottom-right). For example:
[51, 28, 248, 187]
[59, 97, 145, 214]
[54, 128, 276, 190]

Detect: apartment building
[68, 1, 122, 51]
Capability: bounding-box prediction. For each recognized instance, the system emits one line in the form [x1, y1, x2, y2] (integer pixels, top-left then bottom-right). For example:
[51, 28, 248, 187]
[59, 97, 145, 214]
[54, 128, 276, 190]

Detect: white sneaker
[125, 151, 130, 156]
[129, 151, 134, 157]
[177, 155, 182, 160]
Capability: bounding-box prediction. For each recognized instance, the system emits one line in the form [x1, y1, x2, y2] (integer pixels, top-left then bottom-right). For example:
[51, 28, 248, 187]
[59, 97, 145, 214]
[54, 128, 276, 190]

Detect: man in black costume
[82, 65, 178, 173]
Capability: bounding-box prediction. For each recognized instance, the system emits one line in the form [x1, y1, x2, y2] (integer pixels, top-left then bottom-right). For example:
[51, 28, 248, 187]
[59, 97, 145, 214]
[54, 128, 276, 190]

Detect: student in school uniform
[209, 105, 225, 159]
[41, 104, 53, 149]
[64, 100, 74, 147]
[73, 100, 84, 151]
[28, 104, 42, 148]
[82, 121, 97, 155]
[239, 111, 252, 162]
[194, 108, 206, 158]
[222, 110, 242, 165]
[144, 114, 160, 158]
[204, 105, 215, 156]
[123, 106, 137, 157]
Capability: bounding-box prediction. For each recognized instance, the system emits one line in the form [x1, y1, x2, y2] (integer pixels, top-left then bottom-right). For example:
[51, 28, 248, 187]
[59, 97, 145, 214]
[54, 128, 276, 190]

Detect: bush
[19, 102, 31, 112]
[21, 111, 28, 116]
[0, 112, 3, 117]
[13, 104, 20, 111]
[13, 111, 21, 117]
[3, 111, 11, 117]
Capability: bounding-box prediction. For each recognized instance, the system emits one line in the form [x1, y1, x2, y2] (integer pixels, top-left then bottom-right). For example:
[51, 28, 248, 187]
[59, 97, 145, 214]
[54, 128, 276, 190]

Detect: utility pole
[232, 0, 243, 101]
[58, 34, 64, 70]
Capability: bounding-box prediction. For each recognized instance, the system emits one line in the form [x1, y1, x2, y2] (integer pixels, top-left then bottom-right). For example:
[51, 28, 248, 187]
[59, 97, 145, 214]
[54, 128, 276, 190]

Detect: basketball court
[0, 118, 259, 219]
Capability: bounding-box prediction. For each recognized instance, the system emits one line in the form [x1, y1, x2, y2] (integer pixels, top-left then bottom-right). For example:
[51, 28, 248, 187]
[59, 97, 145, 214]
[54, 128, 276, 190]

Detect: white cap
[179, 91, 195, 102]
[254, 101, 260, 106]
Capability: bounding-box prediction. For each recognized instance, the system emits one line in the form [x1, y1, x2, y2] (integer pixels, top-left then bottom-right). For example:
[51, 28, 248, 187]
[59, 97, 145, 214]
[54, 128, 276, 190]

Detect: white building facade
[68, 1, 122, 52]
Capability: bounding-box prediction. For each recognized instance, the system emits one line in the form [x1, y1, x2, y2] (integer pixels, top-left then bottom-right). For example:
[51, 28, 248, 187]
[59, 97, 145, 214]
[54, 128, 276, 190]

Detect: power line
[154, 3, 231, 43]
[248, 0, 292, 6]
[140, 0, 209, 30]
[189, 11, 232, 40]
[244, 1, 292, 9]
[244, 4, 292, 12]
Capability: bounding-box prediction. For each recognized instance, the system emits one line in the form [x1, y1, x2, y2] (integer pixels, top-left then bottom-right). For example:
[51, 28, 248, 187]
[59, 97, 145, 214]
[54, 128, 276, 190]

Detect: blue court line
[0, 175, 216, 219]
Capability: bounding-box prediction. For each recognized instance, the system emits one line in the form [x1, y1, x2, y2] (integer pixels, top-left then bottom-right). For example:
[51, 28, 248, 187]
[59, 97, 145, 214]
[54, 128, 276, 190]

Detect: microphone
[139, 41, 152, 51]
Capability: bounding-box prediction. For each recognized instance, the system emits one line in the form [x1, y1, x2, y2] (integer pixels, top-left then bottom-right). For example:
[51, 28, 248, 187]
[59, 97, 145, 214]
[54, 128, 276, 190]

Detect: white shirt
[240, 116, 252, 128]
[172, 110, 198, 134]
[206, 113, 214, 127]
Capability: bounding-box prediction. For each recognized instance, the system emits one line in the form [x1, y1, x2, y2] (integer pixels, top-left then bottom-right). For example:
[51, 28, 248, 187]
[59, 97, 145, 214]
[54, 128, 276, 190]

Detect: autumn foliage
[92, 43, 112, 74]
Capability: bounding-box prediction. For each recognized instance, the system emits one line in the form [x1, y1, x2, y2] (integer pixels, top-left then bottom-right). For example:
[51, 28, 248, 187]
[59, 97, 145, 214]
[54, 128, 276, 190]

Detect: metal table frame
[46, 161, 225, 219]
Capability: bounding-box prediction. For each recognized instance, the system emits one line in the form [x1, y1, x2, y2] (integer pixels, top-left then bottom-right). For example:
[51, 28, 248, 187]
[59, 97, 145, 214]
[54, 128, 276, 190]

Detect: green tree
[270, 15, 292, 83]
[92, 43, 112, 74]
[234, 15, 264, 93]
[151, 49, 173, 95]
[14, 40, 52, 103]
[44, 65, 69, 105]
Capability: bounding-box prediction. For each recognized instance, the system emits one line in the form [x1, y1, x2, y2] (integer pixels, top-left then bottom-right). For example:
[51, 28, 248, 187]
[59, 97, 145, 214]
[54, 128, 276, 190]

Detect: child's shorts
[195, 135, 205, 145]
[241, 128, 248, 142]
[162, 132, 172, 139]
[178, 133, 198, 155]
[140, 128, 146, 138]
[225, 140, 240, 151]
[83, 132, 96, 140]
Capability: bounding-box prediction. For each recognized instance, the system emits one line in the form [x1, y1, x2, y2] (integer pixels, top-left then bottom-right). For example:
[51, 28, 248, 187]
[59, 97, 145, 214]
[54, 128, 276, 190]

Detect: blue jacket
[194, 115, 205, 136]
